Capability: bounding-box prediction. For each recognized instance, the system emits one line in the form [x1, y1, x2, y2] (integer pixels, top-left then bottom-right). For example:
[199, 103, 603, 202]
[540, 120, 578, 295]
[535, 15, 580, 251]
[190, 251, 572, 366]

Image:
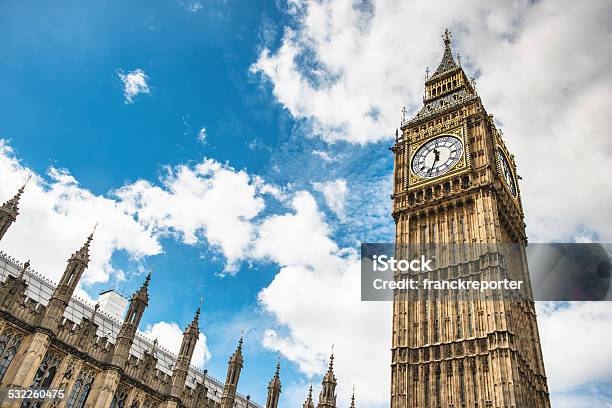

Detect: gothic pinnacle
[186, 307, 200, 333]
[2, 176, 31, 215]
[18, 260, 30, 279]
[71, 226, 96, 264]
[230, 335, 244, 364]
[132, 272, 151, 304]
[303, 385, 314, 408]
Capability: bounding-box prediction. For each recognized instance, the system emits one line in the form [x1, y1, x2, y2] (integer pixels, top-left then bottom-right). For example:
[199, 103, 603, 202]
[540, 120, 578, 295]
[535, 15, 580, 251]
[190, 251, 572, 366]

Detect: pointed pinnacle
[188, 307, 201, 332]
[2, 177, 30, 213]
[133, 272, 151, 303]
[19, 260, 30, 278]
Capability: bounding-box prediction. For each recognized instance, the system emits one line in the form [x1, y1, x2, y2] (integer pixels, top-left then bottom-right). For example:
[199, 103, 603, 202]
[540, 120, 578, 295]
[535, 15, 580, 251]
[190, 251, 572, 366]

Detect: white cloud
[0, 140, 161, 286]
[537, 302, 612, 392]
[142, 321, 211, 368]
[176, 0, 203, 13]
[116, 159, 265, 272]
[117, 68, 151, 104]
[251, 0, 612, 404]
[312, 150, 337, 162]
[197, 127, 207, 144]
[255, 191, 390, 407]
[251, 0, 612, 243]
[313, 179, 348, 220]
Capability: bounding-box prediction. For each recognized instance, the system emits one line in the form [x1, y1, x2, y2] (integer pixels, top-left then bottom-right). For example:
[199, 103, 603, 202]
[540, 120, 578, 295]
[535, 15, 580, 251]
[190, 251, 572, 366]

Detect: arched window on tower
[0, 329, 23, 380]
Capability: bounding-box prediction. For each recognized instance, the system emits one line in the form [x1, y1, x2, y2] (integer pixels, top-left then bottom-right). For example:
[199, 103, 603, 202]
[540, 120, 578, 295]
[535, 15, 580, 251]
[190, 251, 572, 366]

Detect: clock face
[497, 150, 517, 197]
[411, 135, 464, 179]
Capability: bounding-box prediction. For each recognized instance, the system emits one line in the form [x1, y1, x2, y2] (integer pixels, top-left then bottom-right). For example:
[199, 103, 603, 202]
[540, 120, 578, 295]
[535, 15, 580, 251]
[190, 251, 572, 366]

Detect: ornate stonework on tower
[317, 353, 337, 408]
[265, 361, 281, 408]
[221, 337, 244, 408]
[390, 30, 550, 407]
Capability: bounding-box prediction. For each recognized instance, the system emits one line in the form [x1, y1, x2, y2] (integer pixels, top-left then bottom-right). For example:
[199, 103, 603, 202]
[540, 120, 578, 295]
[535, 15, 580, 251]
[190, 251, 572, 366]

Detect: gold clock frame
[495, 145, 520, 203]
[407, 125, 470, 189]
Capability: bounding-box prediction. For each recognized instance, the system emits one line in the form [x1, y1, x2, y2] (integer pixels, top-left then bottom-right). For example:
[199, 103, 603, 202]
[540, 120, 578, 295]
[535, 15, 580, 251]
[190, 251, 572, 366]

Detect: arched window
[0, 330, 23, 380]
[20, 351, 62, 408]
[66, 370, 94, 408]
[110, 387, 128, 408]
[143, 398, 157, 408]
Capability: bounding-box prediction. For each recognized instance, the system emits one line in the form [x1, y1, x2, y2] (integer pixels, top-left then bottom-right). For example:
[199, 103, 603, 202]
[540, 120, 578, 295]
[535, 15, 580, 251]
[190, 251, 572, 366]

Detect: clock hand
[428, 157, 438, 176]
[428, 149, 440, 176]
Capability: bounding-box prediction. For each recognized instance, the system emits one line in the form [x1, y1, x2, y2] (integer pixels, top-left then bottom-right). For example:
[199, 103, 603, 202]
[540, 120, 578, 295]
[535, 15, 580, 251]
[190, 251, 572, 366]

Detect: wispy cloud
[117, 68, 151, 104]
[197, 127, 207, 144]
[313, 179, 348, 221]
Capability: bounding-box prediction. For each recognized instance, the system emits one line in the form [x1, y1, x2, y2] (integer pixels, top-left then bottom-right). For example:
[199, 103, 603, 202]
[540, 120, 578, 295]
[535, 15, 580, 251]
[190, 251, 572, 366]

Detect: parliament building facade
[0, 185, 348, 408]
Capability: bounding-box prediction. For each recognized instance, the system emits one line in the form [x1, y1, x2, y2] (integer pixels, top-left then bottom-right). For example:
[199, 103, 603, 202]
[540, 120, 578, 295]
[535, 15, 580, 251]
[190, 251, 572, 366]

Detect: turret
[40, 230, 94, 334]
[317, 353, 337, 408]
[111, 273, 150, 368]
[0, 178, 29, 241]
[220, 337, 244, 408]
[168, 308, 201, 398]
[0, 260, 29, 309]
[303, 385, 315, 408]
[265, 361, 281, 408]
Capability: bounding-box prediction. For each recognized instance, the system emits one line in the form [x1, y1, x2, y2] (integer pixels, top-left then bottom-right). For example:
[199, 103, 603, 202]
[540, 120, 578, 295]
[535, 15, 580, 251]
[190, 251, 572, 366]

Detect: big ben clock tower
[390, 30, 551, 407]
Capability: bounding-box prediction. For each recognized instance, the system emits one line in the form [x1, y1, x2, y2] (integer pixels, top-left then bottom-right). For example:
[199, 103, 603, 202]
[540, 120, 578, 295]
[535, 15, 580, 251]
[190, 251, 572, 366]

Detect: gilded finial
[443, 28, 452, 45]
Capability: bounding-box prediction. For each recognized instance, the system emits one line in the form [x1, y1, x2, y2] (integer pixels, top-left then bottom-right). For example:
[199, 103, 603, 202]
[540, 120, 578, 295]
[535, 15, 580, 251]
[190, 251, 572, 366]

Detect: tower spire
[40, 230, 96, 334]
[221, 336, 245, 408]
[303, 385, 315, 408]
[169, 306, 202, 398]
[350, 387, 356, 408]
[431, 28, 458, 78]
[111, 273, 151, 368]
[265, 359, 282, 408]
[317, 351, 337, 408]
[0, 176, 31, 241]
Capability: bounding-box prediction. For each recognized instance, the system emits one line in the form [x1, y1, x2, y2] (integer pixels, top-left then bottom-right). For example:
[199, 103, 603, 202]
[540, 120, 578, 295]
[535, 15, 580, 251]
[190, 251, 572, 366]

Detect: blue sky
[1, 0, 612, 407]
[0, 0, 393, 405]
